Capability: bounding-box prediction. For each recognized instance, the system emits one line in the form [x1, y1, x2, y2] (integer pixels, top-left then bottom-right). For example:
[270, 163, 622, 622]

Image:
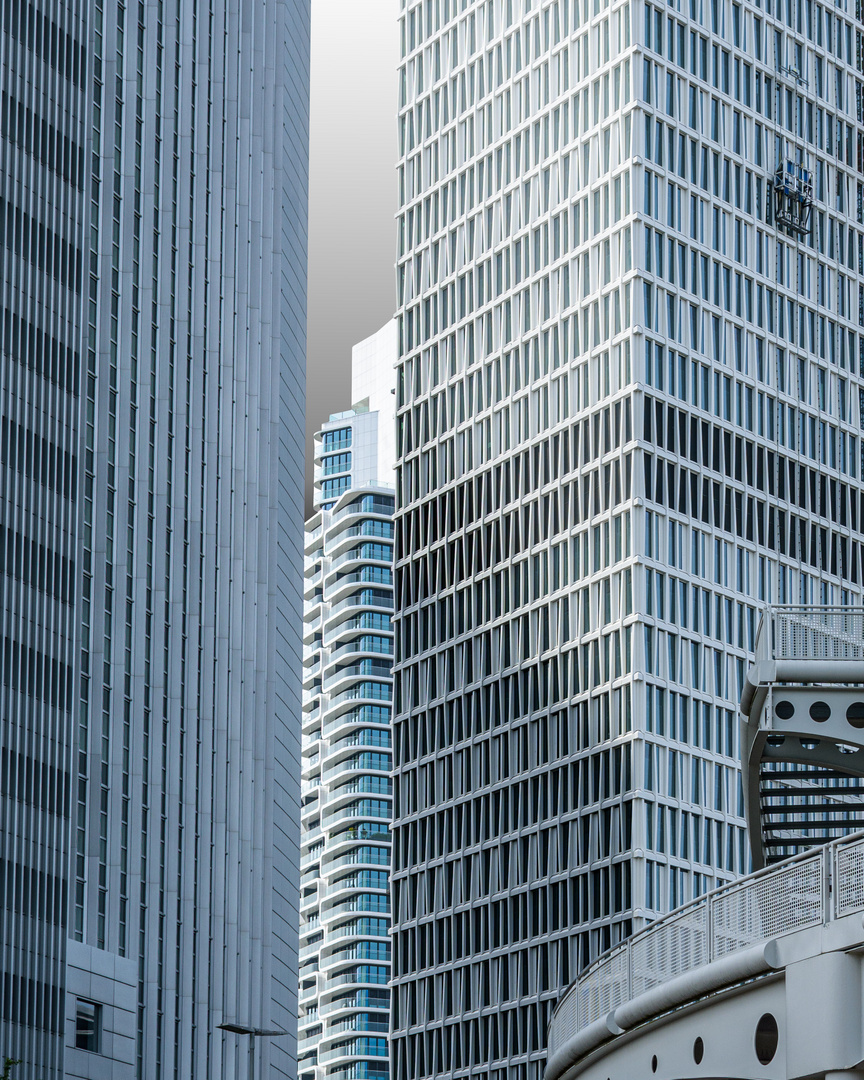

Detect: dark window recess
[1, 635, 73, 711]
[0, 196, 82, 293]
[2, 0, 86, 87]
[0, 746, 70, 817]
[0, 305, 80, 394]
[75, 1001, 100, 1052]
[1, 416, 78, 499]
[0, 92, 84, 189]
[6, 527, 73, 601]
[0, 858, 68, 923]
[1, 971, 63, 1033]
[0, 525, 75, 603]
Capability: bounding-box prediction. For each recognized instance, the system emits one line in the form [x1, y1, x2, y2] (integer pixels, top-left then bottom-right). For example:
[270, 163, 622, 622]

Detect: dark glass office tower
[66, 1, 309, 1078]
[1, 2, 309, 1078]
[0, 1, 86, 1074]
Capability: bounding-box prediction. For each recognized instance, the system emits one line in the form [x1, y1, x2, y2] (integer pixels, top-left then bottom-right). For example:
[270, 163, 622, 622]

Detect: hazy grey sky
[306, 0, 399, 510]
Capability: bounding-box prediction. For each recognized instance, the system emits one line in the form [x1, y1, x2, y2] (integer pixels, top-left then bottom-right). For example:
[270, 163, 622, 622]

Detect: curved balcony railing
[322, 756, 392, 785]
[326, 1016, 389, 1036]
[328, 729, 392, 753]
[327, 591, 394, 623]
[326, 542, 394, 575]
[318, 1036, 388, 1064]
[324, 967, 390, 990]
[324, 803, 392, 829]
[300, 845, 324, 869]
[323, 662, 393, 694]
[327, 636, 394, 667]
[322, 846, 391, 873]
[324, 611, 392, 646]
[325, 896, 391, 919]
[324, 871, 390, 898]
[326, 776, 392, 802]
[326, 519, 394, 545]
[319, 988, 389, 1017]
[756, 605, 864, 663]
[547, 829, 864, 1066]
[324, 569, 393, 605]
[323, 706, 391, 740]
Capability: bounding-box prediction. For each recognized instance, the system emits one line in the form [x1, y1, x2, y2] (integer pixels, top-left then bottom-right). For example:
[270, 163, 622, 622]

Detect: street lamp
[218, 1022, 287, 1080]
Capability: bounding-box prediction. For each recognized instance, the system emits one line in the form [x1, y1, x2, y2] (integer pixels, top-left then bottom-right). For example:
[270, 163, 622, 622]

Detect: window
[75, 1001, 101, 1053]
[323, 426, 352, 451]
[321, 476, 351, 499]
[322, 451, 351, 475]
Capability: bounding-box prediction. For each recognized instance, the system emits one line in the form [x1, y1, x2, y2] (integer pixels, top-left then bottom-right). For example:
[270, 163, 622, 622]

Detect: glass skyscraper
[0, 2, 86, 1074]
[390, 1, 864, 1079]
[299, 322, 396, 1080]
[0, 2, 309, 1078]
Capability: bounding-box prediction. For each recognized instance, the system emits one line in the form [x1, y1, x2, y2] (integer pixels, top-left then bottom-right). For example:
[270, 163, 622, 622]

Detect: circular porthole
[766, 734, 786, 747]
[800, 739, 821, 750]
[651, 1055, 658, 1073]
[755, 1013, 779, 1065]
[847, 702, 864, 729]
[775, 700, 795, 720]
[693, 1037, 704, 1065]
[810, 700, 831, 722]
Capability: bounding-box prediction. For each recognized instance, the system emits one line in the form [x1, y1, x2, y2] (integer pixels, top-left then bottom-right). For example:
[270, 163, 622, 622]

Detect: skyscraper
[299, 322, 396, 1080]
[390, 2, 864, 1079]
[0, 2, 86, 1075]
[0, 2, 310, 1078]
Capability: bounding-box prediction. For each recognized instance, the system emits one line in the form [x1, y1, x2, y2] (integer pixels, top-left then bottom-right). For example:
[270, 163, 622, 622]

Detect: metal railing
[318, 1038, 388, 1064]
[547, 830, 864, 1060]
[327, 637, 394, 667]
[757, 605, 864, 663]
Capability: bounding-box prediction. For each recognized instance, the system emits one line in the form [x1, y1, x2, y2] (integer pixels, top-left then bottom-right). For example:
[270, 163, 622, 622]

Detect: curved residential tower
[299, 324, 397, 1080]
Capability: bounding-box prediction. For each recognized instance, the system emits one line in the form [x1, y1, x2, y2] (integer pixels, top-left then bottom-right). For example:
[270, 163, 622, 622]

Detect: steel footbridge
[546, 607, 864, 1080]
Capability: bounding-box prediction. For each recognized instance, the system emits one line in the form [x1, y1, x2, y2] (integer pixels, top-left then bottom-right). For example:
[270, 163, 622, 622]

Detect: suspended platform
[773, 160, 813, 237]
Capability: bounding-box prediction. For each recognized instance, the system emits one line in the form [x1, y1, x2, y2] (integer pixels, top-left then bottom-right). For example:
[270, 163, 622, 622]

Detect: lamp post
[218, 1022, 287, 1080]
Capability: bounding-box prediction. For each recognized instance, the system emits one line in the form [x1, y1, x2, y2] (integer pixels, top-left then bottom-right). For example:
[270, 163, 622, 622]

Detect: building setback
[390, 1, 864, 1079]
[1, 0, 309, 1078]
[299, 323, 396, 1080]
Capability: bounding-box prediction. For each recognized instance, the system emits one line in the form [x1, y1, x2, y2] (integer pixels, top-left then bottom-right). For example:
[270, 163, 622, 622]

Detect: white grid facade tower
[391, 1, 864, 1079]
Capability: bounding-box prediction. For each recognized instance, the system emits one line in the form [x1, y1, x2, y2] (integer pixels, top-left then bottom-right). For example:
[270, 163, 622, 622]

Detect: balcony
[319, 990, 389, 1018]
[323, 662, 393, 695]
[324, 803, 392, 830]
[322, 847, 391, 874]
[327, 919, 390, 941]
[328, 591, 394, 621]
[324, 570, 393, 605]
[318, 1037, 388, 1065]
[326, 636, 394, 668]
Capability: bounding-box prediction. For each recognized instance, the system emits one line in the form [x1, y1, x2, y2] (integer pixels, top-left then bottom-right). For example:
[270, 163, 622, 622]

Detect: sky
[306, 0, 400, 512]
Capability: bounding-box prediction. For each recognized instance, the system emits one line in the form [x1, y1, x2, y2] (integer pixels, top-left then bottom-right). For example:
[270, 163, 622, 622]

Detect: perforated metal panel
[547, 985, 579, 1060]
[630, 904, 709, 998]
[772, 608, 864, 661]
[576, 945, 629, 1029]
[835, 835, 864, 917]
[711, 855, 823, 957]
